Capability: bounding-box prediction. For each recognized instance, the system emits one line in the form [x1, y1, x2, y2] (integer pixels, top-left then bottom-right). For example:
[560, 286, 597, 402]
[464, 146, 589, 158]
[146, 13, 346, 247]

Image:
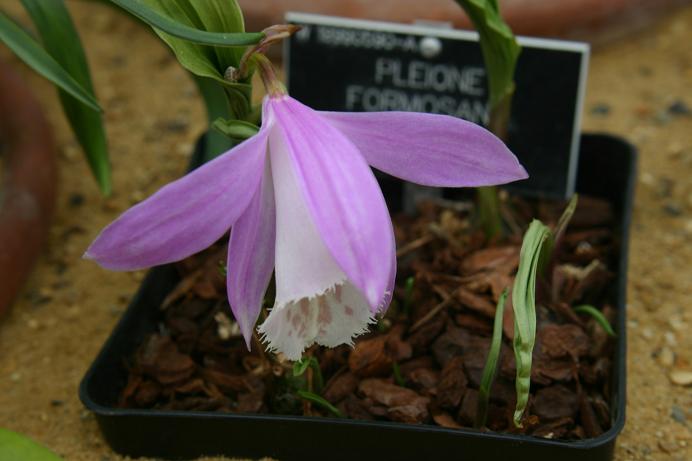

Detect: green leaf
[392, 362, 406, 387]
[292, 357, 313, 377]
[109, 0, 262, 48]
[539, 194, 579, 274]
[20, 0, 111, 195]
[193, 75, 234, 160]
[511, 219, 552, 427]
[475, 288, 508, 428]
[124, 1, 256, 120]
[553, 194, 579, 244]
[184, 0, 247, 74]
[0, 428, 63, 461]
[127, 0, 223, 82]
[574, 305, 616, 337]
[505, 197, 581, 427]
[296, 391, 343, 418]
[454, 0, 520, 109]
[212, 118, 259, 141]
[0, 11, 101, 112]
[292, 356, 324, 393]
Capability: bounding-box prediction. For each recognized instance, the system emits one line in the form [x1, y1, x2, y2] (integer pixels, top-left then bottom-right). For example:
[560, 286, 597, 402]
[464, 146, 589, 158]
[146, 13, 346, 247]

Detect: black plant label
[286, 13, 589, 199]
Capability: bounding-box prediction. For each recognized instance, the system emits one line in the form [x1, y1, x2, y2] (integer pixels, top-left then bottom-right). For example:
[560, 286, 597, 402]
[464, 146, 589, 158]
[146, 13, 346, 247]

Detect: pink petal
[268, 116, 347, 307]
[320, 111, 528, 187]
[85, 123, 272, 270]
[227, 161, 276, 348]
[268, 96, 395, 311]
[261, 122, 379, 359]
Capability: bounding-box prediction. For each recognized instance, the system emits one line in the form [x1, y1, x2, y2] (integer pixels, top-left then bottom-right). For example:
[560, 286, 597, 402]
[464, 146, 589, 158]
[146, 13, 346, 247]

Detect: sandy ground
[1, 1, 691, 460]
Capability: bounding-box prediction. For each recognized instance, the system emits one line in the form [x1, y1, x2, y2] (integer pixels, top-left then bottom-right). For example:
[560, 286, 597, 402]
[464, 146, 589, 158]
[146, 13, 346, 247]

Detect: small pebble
[108, 305, 124, 316]
[68, 193, 85, 208]
[655, 110, 672, 125]
[10, 372, 21, 382]
[176, 143, 194, 156]
[590, 103, 611, 116]
[664, 331, 677, 346]
[668, 99, 691, 116]
[663, 201, 683, 216]
[160, 117, 190, 133]
[642, 327, 654, 339]
[658, 439, 678, 454]
[65, 305, 81, 319]
[61, 144, 79, 161]
[214, 312, 236, 340]
[27, 289, 52, 306]
[657, 177, 674, 198]
[671, 405, 686, 424]
[668, 316, 686, 331]
[640, 172, 655, 187]
[102, 199, 119, 212]
[657, 347, 675, 367]
[639, 66, 653, 76]
[669, 369, 692, 386]
[667, 142, 684, 158]
[130, 190, 146, 203]
[109, 55, 127, 68]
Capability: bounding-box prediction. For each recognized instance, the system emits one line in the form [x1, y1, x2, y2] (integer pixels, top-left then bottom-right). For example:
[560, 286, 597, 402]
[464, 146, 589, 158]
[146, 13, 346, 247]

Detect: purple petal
[269, 120, 349, 307]
[227, 162, 276, 348]
[320, 111, 528, 187]
[85, 125, 272, 270]
[268, 96, 395, 311]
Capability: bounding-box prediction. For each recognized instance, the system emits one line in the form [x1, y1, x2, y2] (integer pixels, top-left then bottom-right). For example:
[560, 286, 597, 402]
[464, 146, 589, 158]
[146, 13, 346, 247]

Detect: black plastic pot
[80, 133, 635, 461]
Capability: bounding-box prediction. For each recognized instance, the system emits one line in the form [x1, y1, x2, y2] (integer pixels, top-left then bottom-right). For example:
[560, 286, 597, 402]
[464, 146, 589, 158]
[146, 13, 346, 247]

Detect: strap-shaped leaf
[183, 0, 247, 76]
[454, 0, 520, 109]
[574, 305, 616, 337]
[476, 288, 508, 428]
[296, 390, 343, 418]
[553, 194, 579, 245]
[21, 0, 111, 195]
[0, 11, 100, 112]
[125, 1, 255, 121]
[511, 220, 551, 427]
[110, 0, 262, 48]
[0, 428, 62, 461]
[137, 0, 221, 81]
[509, 198, 580, 427]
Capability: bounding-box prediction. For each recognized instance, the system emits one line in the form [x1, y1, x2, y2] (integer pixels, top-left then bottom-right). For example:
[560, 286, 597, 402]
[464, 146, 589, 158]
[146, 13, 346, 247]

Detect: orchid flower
[85, 92, 527, 360]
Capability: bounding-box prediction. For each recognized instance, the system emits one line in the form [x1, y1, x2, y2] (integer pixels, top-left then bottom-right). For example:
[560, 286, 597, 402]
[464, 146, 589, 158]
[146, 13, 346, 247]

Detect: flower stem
[477, 90, 514, 239]
[237, 24, 300, 97]
[477, 186, 502, 240]
[252, 53, 286, 97]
